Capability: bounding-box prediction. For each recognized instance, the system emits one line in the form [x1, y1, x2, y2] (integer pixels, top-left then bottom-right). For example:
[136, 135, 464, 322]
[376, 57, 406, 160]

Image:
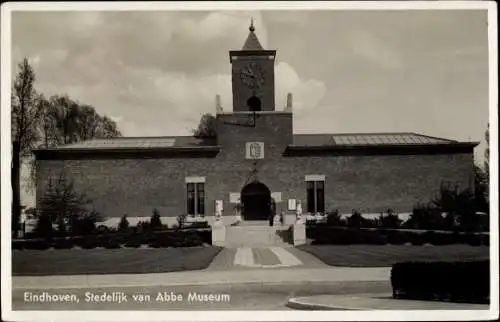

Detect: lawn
[298, 244, 490, 267]
[12, 246, 222, 276]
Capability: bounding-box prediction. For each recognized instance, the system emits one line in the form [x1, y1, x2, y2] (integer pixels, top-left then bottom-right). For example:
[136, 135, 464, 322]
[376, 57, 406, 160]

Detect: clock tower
[230, 20, 276, 112]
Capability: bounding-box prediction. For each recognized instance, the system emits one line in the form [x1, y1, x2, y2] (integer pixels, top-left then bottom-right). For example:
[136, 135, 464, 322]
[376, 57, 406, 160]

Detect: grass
[12, 246, 222, 276]
[298, 244, 490, 267]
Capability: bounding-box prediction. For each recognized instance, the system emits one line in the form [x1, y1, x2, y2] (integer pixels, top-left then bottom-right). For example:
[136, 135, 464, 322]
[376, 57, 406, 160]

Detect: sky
[11, 9, 490, 206]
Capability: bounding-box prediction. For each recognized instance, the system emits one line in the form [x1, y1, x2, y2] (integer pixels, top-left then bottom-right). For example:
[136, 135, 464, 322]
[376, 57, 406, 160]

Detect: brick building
[34, 23, 478, 227]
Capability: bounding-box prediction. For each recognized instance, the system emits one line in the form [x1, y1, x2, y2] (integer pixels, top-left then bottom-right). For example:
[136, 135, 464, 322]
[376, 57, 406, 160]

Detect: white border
[1, 1, 498, 322]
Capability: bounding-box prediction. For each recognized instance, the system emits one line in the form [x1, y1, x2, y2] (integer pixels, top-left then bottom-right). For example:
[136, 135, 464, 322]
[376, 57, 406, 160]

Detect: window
[187, 182, 205, 216]
[306, 179, 325, 214]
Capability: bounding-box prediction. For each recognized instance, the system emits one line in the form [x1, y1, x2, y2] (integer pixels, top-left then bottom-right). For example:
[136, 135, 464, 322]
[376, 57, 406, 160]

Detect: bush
[481, 234, 489, 246]
[100, 235, 122, 249]
[12, 240, 24, 250]
[466, 234, 482, 246]
[118, 214, 129, 232]
[346, 210, 365, 228]
[147, 230, 206, 248]
[80, 236, 99, 249]
[422, 231, 455, 246]
[52, 238, 74, 249]
[309, 226, 387, 245]
[96, 225, 111, 234]
[386, 231, 409, 245]
[23, 239, 51, 250]
[124, 234, 143, 248]
[33, 213, 54, 239]
[185, 221, 209, 229]
[379, 209, 403, 229]
[150, 209, 162, 230]
[391, 260, 489, 303]
[71, 215, 97, 236]
[326, 209, 344, 226]
[176, 214, 187, 230]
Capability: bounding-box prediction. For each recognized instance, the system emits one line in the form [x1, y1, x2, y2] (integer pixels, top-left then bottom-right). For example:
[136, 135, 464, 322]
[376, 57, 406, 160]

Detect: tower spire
[242, 18, 263, 51]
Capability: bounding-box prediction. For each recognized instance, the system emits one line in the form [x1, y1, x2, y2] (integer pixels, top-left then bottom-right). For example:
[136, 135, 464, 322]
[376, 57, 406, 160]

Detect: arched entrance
[241, 181, 271, 220]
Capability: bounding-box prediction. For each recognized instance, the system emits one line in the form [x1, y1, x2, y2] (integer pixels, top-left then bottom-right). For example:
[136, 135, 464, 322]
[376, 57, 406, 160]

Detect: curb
[286, 297, 363, 311]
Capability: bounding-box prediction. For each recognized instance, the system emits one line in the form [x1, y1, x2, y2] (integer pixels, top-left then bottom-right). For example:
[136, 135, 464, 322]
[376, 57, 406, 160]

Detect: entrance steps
[225, 223, 291, 248]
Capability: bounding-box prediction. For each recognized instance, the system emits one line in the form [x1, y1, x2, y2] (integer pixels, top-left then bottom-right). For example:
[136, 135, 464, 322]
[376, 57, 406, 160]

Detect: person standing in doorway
[269, 198, 276, 227]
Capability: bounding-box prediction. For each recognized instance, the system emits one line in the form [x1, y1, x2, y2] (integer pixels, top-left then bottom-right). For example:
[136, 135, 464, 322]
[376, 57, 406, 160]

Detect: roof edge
[33, 145, 221, 155]
[286, 142, 480, 151]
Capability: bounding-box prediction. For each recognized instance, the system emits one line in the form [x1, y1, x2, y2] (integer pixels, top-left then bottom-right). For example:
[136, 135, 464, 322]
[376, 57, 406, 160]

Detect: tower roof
[242, 18, 264, 51]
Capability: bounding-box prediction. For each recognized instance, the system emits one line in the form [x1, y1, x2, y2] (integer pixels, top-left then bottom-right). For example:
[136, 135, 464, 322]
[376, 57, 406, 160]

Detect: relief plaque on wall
[245, 142, 264, 159]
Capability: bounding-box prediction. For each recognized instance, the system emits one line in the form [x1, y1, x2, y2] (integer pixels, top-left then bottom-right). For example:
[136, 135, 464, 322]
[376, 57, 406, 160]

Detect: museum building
[34, 22, 478, 226]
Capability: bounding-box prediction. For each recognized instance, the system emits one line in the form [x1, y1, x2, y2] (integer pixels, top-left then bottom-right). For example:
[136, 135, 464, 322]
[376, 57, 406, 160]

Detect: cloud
[12, 11, 326, 137]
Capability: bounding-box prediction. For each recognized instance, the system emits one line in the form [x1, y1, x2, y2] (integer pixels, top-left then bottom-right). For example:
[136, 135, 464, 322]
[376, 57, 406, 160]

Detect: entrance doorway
[241, 181, 271, 220]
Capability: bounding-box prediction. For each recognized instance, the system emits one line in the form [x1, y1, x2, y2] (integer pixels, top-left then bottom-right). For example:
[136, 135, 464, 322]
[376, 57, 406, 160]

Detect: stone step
[225, 225, 291, 247]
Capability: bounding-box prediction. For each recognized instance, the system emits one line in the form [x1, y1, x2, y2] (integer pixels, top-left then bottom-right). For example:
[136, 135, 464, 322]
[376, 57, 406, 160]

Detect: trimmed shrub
[185, 221, 210, 229]
[12, 240, 24, 250]
[379, 209, 403, 229]
[391, 260, 489, 303]
[466, 234, 482, 246]
[346, 210, 365, 228]
[150, 209, 162, 230]
[124, 234, 143, 248]
[118, 214, 130, 232]
[23, 239, 51, 250]
[101, 235, 121, 249]
[33, 213, 54, 239]
[386, 231, 409, 245]
[80, 236, 99, 249]
[422, 231, 454, 246]
[481, 234, 490, 246]
[326, 209, 344, 226]
[52, 238, 74, 249]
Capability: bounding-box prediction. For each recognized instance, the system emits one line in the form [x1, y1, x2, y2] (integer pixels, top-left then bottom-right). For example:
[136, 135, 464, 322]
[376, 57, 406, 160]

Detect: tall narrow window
[197, 183, 205, 216]
[316, 181, 325, 213]
[306, 181, 315, 213]
[306, 179, 325, 213]
[186, 181, 205, 216]
[187, 183, 195, 216]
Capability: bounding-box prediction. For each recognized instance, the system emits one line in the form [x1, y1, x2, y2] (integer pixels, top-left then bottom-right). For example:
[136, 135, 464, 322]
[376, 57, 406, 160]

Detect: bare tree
[11, 58, 43, 237]
[484, 123, 489, 201]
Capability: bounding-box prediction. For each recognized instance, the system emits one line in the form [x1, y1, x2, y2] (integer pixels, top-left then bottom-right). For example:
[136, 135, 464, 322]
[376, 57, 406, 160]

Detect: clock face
[239, 63, 265, 89]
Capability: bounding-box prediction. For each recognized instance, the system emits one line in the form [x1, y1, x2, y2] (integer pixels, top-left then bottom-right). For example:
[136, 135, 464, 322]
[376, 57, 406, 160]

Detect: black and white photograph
[1, 1, 498, 321]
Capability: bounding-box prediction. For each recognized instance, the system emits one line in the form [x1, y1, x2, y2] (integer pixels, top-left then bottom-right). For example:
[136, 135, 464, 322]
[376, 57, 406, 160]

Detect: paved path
[13, 266, 391, 290]
[207, 246, 328, 270]
[287, 293, 490, 310]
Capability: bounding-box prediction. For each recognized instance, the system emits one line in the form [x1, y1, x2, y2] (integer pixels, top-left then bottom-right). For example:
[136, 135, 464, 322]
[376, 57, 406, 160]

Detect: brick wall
[36, 112, 475, 220]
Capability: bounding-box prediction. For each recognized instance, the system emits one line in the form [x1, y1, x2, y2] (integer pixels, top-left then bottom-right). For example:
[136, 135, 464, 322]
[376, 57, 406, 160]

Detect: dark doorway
[241, 181, 271, 220]
[247, 96, 262, 112]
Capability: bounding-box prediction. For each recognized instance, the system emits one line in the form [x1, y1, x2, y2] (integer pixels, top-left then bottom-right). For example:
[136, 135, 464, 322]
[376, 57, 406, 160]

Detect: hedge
[307, 225, 489, 246]
[391, 261, 489, 303]
[12, 229, 212, 250]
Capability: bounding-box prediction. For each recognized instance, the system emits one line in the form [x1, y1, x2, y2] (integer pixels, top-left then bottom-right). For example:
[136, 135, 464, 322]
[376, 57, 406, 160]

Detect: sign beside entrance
[229, 193, 241, 204]
[271, 192, 282, 202]
[288, 199, 297, 211]
[245, 142, 264, 159]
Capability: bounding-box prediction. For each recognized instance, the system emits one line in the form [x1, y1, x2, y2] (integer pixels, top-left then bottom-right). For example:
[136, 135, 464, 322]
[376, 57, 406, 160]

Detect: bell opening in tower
[247, 96, 262, 112]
